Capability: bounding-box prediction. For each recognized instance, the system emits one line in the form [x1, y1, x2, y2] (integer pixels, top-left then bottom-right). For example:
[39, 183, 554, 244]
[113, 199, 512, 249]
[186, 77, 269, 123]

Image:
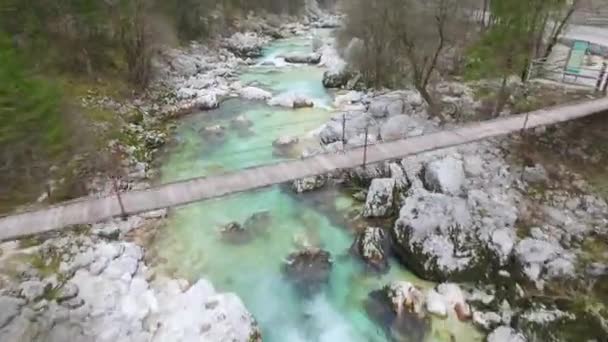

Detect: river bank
[2, 6, 607, 342]
[0, 10, 342, 341]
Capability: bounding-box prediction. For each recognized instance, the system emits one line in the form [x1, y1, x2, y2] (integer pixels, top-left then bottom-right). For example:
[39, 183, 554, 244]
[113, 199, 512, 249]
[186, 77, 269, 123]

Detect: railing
[528, 57, 607, 91]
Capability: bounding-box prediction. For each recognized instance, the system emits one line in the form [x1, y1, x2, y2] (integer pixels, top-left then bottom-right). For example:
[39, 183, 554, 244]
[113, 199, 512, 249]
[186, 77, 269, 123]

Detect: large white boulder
[363, 178, 397, 218]
[423, 156, 465, 196]
[239, 86, 272, 101]
[487, 326, 526, 342]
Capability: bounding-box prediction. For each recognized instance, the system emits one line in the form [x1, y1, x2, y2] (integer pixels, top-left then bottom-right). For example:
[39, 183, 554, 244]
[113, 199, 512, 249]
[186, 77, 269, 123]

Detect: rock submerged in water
[230, 115, 253, 130]
[219, 211, 273, 244]
[365, 282, 429, 342]
[272, 135, 300, 158]
[219, 222, 254, 244]
[292, 175, 327, 193]
[282, 248, 332, 296]
[199, 125, 227, 142]
[243, 211, 272, 236]
[350, 227, 390, 273]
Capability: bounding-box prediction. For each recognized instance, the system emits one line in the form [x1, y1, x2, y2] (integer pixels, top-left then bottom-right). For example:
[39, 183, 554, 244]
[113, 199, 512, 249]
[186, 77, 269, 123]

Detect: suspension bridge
[1, 97, 608, 241]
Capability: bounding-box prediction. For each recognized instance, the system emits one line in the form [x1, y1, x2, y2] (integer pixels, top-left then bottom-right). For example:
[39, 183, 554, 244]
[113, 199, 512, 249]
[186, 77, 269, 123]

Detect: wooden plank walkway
[1, 97, 608, 241]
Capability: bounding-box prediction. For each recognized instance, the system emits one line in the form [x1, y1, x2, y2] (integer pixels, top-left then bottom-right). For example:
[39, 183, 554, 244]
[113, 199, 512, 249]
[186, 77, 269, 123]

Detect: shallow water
[153, 34, 482, 341]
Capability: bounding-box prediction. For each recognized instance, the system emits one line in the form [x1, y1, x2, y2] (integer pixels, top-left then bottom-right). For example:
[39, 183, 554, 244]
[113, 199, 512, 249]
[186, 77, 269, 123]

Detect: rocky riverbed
[303, 66, 608, 340]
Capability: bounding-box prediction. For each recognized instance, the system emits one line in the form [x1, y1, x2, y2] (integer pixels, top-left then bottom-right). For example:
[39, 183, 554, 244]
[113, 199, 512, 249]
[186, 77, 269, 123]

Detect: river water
[151, 33, 481, 342]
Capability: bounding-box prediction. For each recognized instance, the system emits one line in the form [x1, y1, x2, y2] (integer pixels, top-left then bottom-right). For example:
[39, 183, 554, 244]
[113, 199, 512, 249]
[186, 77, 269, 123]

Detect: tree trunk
[481, 0, 489, 29]
[494, 74, 509, 117]
[416, 82, 437, 118]
[543, 3, 578, 60]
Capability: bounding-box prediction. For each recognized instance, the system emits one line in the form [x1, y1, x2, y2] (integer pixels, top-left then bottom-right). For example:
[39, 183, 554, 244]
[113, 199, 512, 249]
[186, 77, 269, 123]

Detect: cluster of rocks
[267, 92, 315, 109]
[0, 225, 260, 342]
[365, 281, 474, 342]
[296, 83, 608, 340]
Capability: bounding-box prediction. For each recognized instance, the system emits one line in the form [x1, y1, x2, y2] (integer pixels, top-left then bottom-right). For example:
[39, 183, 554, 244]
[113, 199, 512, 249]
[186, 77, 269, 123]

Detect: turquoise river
[150, 32, 482, 342]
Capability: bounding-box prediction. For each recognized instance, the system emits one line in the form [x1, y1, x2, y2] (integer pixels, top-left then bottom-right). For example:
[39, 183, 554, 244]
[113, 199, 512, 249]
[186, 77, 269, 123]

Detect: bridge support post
[363, 126, 369, 167]
[341, 113, 346, 149]
[519, 112, 531, 183]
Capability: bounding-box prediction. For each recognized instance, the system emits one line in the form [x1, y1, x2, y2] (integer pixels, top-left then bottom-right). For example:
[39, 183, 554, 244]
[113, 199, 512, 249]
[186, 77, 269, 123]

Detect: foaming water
[152, 35, 482, 342]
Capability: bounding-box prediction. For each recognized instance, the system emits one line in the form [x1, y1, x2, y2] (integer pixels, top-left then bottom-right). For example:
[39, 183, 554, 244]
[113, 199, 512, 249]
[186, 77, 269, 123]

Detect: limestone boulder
[350, 227, 391, 272]
[239, 86, 272, 101]
[363, 178, 397, 218]
[423, 156, 465, 196]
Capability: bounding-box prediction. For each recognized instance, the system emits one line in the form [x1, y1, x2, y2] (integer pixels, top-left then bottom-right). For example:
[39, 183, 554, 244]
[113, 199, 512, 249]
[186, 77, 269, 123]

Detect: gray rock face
[0, 296, 23, 329]
[487, 326, 526, 342]
[423, 156, 465, 196]
[389, 143, 521, 281]
[363, 178, 397, 218]
[351, 227, 390, 272]
[317, 111, 372, 145]
[513, 238, 576, 286]
[369, 93, 405, 118]
[369, 91, 426, 118]
[19, 281, 46, 302]
[392, 188, 477, 281]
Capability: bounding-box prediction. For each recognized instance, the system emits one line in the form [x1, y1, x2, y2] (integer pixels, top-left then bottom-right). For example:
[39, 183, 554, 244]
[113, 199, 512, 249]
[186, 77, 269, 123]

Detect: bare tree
[389, 0, 461, 115]
[339, 0, 471, 117]
[542, 0, 582, 60]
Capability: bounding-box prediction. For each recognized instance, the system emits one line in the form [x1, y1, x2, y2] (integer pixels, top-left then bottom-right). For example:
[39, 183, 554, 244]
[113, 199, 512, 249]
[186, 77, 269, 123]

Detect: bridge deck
[1, 98, 608, 241]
